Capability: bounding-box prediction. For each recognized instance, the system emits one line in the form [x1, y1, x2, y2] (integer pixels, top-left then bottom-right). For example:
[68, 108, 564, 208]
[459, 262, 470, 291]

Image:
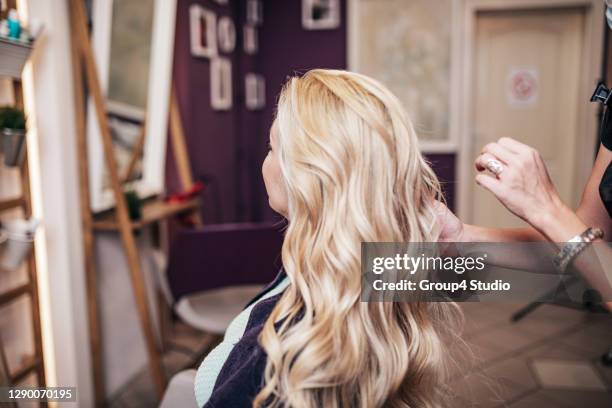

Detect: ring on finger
[485, 159, 504, 176]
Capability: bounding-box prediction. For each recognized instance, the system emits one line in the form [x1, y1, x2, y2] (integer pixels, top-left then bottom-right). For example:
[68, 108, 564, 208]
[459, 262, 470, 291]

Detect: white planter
[2, 128, 27, 167]
[0, 37, 33, 79]
[0, 218, 39, 271]
[0, 234, 32, 271]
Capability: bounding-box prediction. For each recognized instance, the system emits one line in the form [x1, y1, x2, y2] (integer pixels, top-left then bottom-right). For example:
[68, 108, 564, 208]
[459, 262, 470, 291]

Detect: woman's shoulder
[243, 268, 288, 309]
[203, 292, 284, 407]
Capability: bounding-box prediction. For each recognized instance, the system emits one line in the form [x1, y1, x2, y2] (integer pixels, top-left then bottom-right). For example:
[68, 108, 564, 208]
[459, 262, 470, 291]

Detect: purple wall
[169, 0, 250, 224]
[254, 0, 348, 220]
[168, 0, 456, 224]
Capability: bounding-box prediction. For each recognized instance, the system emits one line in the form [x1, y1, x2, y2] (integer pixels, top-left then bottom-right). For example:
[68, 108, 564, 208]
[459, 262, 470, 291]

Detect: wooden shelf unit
[0, 282, 30, 304]
[0, 197, 25, 212]
[10, 355, 41, 384]
[0, 85, 46, 391]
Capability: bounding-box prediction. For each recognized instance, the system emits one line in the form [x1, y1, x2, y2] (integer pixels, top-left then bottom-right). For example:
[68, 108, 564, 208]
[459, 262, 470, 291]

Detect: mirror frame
[87, 0, 177, 212]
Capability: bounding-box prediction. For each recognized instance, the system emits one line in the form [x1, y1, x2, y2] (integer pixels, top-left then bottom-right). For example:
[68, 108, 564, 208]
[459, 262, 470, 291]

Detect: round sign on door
[506, 67, 539, 107]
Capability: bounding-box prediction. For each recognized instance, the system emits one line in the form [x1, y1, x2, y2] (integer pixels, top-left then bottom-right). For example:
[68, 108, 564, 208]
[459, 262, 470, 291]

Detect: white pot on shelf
[2, 128, 27, 167]
[0, 37, 33, 79]
[0, 218, 39, 272]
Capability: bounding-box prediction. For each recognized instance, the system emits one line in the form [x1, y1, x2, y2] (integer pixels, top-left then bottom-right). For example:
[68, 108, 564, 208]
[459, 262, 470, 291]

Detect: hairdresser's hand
[474, 137, 585, 240]
[434, 201, 464, 242]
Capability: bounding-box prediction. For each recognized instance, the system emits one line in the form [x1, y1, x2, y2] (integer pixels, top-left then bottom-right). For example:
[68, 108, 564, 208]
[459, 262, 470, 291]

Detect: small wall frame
[245, 73, 265, 110]
[211, 58, 233, 110]
[190, 4, 217, 58]
[243, 25, 258, 55]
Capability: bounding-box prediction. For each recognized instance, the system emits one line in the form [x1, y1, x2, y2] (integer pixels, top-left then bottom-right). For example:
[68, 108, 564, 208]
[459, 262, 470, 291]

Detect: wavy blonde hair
[254, 69, 461, 408]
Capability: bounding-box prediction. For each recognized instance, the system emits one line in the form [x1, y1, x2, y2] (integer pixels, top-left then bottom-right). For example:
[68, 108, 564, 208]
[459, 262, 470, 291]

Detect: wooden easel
[68, 0, 201, 405]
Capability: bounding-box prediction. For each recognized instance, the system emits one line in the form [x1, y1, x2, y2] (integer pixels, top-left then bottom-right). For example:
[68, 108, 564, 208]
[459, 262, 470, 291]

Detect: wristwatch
[553, 227, 604, 272]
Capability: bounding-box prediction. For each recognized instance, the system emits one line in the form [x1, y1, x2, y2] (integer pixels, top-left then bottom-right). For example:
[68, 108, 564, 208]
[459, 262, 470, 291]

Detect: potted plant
[0, 106, 27, 167]
[123, 182, 142, 221]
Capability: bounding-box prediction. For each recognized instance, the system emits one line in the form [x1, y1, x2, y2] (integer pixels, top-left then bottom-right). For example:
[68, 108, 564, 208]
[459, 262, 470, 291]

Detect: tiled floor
[449, 302, 612, 407]
[111, 303, 612, 407]
[108, 322, 220, 408]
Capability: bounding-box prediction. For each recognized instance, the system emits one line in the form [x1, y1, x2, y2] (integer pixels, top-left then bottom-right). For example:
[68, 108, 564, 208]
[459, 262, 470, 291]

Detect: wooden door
[469, 8, 585, 227]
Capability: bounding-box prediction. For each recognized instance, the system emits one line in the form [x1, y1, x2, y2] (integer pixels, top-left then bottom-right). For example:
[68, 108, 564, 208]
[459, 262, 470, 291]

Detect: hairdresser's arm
[436, 202, 540, 243]
[436, 142, 612, 272]
[436, 203, 551, 271]
[436, 198, 552, 273]
[472, 141, 612, 239]
[464, 143, 612, 242]
[460, 225, 543, 242]
[473, 138, 612, 310]
[456, 144, 612, 242]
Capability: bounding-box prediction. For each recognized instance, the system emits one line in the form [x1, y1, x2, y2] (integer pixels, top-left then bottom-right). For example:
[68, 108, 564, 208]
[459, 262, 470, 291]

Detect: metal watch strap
[553, 227, 604, 272]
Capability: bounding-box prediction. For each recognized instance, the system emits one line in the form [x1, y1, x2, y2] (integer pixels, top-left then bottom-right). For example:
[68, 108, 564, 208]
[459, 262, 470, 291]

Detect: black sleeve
[600, 107, 612, 151]
[599, 161, 612, 218]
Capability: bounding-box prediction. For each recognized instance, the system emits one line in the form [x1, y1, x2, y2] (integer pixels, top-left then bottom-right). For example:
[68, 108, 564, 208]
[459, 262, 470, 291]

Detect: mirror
[87, 0, 177, 212]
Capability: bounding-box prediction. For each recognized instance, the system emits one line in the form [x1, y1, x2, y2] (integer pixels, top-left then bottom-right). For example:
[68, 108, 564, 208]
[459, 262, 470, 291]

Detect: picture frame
[246, 0, 263, 25]
[347, 0, 455, 152]
[211, 58, 233, 110]
[302, 0, 340, 30]
[245, 73, 265, 110]
[217, 16, 236, 53]
[88, 0, 177, 212]
[243, 25, 258, 55]
[190, 4, 218, 58]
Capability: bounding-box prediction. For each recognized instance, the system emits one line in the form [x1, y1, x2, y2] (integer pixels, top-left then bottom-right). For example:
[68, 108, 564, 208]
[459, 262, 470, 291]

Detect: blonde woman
[194, 69, 461, 407]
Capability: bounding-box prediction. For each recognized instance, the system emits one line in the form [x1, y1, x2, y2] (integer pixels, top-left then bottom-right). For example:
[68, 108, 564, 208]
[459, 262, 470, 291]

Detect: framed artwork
[246, 0, 263, 25]
[245, 73, 265, 110]
[243, 25, 258, 55]
[348, 0, 454, 150]
[88, 0, 176, 212]
[302, 0, 340, 30]
[190, 4, 217, 58]
[211, 58, 233, 110]
[217, 16, 236, 53]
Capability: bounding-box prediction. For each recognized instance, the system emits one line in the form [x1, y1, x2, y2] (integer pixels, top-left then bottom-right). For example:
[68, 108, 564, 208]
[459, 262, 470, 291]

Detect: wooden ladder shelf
[0, 91, 46, 397]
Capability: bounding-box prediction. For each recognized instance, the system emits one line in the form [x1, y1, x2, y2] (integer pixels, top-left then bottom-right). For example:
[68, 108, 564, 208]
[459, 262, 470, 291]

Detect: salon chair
[159, 369, 198, 408]
[158, 222, 284, 408]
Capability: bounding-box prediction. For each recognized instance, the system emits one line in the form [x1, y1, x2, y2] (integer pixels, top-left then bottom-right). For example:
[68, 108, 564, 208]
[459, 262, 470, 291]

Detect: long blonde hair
[254, 69, 461, 408]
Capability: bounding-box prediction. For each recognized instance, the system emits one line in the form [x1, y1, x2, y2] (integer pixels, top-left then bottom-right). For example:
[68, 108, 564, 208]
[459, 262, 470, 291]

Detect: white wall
[19, 0, 94, 405]
[96, 229, 161, 398]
